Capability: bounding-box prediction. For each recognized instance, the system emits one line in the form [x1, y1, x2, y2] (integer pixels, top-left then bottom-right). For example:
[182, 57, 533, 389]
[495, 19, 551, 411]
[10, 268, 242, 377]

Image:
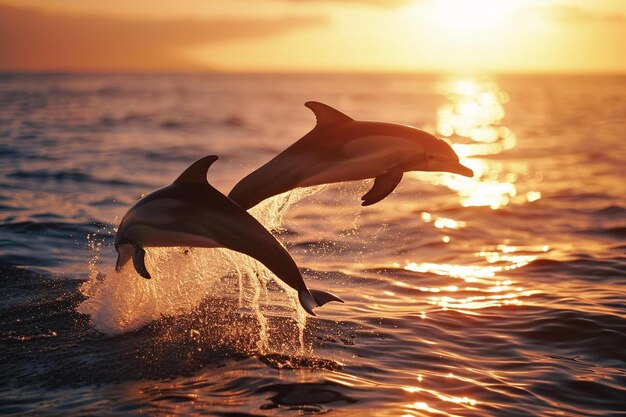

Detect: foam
[77, 187, 323, 352]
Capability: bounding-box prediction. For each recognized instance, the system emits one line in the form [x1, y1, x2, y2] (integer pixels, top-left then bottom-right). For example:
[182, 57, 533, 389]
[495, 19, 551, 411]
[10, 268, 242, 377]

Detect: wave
[76, 187, 322, 337]
[0, 144, 58, 161]
[601, 226, 626, 238]
[0, 261, 345, 389]
[524, 257, 626, 281]
[593, 205, 626, 217]
[95, 113, 248, 131]
[515, 309, 626, 355]
[129, 146, 206, 162]
[7, 169, 137, 186]
[0, 219, 107, 237]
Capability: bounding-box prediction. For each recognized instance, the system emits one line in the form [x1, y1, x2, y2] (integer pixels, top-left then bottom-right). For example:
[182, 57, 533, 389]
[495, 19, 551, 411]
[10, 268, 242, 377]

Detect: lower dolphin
[114, 155, 342, 315]
[229, 101, 473, 210]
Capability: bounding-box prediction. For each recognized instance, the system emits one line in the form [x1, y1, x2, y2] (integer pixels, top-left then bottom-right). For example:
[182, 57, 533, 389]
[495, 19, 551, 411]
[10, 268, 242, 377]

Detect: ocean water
[1, 72, 625, 416]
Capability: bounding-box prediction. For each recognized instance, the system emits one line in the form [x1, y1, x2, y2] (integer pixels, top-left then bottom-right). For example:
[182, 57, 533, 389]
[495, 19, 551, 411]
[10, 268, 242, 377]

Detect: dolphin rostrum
[229, 101, 473, 210]
[114, 155, 342, 315]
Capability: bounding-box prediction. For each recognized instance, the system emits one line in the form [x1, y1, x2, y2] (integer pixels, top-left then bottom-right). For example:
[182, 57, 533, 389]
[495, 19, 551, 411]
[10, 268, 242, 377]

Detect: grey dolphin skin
[114, 155, 342, 315]
[229, 101, 474, 210]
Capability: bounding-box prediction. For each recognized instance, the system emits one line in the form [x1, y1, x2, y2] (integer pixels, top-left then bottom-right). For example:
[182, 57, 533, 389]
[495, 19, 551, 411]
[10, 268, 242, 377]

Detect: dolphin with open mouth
[114, 155, 342, 316]
[229, 101, 473, 209]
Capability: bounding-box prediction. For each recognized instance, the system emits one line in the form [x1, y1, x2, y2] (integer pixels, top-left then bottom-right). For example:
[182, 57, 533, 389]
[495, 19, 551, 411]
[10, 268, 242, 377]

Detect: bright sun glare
[432, 0, 518, 30]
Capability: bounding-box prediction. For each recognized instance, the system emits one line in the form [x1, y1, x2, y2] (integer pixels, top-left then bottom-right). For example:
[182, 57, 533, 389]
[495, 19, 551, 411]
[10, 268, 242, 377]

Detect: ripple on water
[1, 74, 626, 416]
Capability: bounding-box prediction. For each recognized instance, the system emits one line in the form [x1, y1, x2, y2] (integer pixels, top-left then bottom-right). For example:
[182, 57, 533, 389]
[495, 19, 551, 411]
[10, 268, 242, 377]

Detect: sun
[432, 0, 518, 31]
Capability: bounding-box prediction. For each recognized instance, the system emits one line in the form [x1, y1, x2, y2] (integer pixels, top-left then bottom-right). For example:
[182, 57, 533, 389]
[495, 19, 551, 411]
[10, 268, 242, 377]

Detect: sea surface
[1, 73, 625, 416]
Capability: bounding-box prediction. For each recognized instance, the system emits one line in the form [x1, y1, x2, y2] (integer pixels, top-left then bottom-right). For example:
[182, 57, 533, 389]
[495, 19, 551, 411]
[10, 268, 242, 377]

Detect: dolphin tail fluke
[298, 290, 318, 316]
[310, 289, 344, 306]
[298, 288, 344, 316]
[361, 169, 403, 206]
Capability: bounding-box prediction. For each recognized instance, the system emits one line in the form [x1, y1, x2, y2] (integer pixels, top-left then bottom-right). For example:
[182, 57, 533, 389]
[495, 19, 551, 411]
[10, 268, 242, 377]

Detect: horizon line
[1, 68, 626, 77]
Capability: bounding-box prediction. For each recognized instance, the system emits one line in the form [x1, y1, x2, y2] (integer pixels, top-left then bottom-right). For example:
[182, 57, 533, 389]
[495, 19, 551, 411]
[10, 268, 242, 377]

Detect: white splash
[77, 187, 323, 348]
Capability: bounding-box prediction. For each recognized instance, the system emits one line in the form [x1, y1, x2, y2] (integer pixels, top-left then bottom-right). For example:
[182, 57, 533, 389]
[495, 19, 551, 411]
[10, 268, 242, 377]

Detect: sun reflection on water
[410, 77, 541, 210]
[393, 77, 549, 317]
[421, 212, 466, 229]
[396, 367, 487, 417]
[336, 78, 552, 417]
[400, 242, 547, 313]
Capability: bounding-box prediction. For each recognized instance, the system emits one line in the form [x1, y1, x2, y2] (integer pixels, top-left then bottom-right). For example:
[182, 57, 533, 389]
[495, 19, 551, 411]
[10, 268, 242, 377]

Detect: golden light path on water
[318, 77, 568, 417]
[379, 78, 548, 416]
[401, 78, 548, 312]
[410, 78, 542, 210]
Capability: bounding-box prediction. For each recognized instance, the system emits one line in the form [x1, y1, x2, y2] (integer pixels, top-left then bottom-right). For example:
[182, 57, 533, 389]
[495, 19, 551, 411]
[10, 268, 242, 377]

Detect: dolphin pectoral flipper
[361, 169, 404, 206]
[132, 245, 151, 279]
[115, 243, 133, 272]
[115, 255, 123, 272]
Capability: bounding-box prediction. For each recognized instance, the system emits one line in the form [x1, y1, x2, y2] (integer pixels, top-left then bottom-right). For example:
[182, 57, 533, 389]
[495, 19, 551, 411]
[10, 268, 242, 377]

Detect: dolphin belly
[120, 198, 184, 228]
[124, 223, 220, 248]
[297, 159, 379, 187]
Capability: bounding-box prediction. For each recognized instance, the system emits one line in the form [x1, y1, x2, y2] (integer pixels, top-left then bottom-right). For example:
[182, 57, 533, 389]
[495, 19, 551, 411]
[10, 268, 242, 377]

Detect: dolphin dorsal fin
[305, 101, 353, 128]
[174, 155, 218, 185]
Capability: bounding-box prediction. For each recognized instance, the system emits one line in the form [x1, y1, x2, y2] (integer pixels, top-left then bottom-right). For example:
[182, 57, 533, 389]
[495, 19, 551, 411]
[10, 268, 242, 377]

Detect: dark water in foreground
[1, 73, 625, 416]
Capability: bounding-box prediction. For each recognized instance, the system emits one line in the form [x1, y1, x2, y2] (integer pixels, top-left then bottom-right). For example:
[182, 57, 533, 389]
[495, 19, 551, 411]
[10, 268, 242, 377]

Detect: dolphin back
[200, 182, 344, 315]
[131, 155, 341, 315]
[228, 147, 330, 210]
[229, 102, 357, 209]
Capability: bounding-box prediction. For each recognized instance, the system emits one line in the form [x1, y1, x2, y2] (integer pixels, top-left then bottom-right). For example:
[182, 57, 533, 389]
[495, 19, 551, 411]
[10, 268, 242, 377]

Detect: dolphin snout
[428, 157, 474, 177]
[447, 161, 474, 177]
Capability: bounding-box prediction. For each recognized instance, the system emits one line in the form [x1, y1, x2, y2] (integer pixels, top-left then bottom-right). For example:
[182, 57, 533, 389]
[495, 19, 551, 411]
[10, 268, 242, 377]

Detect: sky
[0, 0, 624, 73]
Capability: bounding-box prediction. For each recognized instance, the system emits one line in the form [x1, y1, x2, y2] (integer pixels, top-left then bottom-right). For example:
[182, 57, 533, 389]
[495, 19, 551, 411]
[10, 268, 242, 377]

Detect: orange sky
[1, 0, 625, 73]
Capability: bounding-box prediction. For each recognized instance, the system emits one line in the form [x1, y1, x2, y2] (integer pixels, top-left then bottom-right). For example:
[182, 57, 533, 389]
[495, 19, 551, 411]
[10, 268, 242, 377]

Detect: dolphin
[114, 155, 342, 315]
[229, 101, 473, 210]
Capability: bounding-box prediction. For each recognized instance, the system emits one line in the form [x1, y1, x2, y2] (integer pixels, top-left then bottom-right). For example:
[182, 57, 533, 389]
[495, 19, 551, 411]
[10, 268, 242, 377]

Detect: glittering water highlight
[1, 73, 625, 416]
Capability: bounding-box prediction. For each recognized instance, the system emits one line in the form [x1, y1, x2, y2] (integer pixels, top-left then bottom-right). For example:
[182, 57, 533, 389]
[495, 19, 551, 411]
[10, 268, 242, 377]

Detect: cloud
[532, 6, 626, 24]
[0, 4, 328, 71]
